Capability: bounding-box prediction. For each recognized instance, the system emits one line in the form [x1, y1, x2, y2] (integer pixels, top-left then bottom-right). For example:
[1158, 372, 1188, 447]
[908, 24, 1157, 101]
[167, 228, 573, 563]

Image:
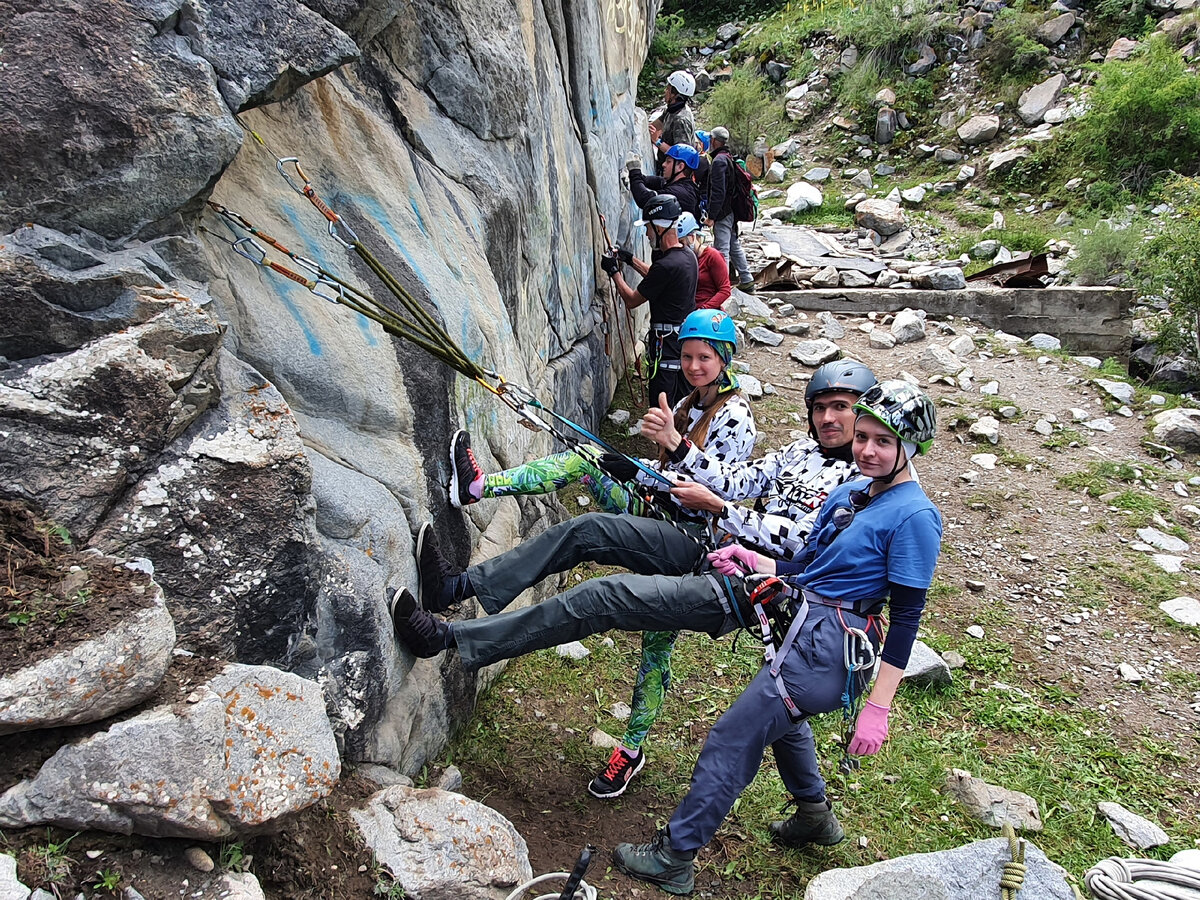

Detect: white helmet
[667, 70, 696, 98]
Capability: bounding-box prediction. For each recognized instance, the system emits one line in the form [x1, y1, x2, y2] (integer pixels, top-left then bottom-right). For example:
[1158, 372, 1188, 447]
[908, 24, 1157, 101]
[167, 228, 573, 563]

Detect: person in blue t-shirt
[613, 381, 943, 896]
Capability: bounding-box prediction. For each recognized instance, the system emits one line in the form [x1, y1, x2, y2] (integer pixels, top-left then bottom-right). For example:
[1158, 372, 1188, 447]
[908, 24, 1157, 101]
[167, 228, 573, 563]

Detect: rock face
[353, 786, 533, 899]
[0, 0, 655, 776]
[0, 665, 339, 838]
[805, 838, 1075, 899]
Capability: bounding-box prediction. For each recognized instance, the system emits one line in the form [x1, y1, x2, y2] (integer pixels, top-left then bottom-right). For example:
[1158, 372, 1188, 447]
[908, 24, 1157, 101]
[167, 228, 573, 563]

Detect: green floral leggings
[483, 447, 680, 751]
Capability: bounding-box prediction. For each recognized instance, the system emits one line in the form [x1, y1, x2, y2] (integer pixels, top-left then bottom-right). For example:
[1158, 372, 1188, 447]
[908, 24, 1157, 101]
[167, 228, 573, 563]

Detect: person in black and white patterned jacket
[391, 360, 877, 798]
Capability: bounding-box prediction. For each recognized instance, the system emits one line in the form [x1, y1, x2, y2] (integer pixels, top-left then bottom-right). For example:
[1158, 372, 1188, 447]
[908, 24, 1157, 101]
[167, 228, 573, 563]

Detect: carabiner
[276, 157, 360, 248]
[231, 236, 267, 266]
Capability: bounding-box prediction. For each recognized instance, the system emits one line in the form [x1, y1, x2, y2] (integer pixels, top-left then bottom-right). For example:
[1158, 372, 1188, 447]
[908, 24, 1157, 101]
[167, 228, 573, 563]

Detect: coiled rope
[1085, 856, 1200, 900]
[1000, 822, 1027, 900]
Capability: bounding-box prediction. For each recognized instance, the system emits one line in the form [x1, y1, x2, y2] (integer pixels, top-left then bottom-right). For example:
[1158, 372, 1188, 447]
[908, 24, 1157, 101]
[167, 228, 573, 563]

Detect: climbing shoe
[737, 279, 757, 294]
[768, 797, 846, 848]
[388, 587, 452, 658]
[449, 429, 484, 508]
[416, 522, 462, 613]
[588, 746, 645, 799]
[613, 829, 695, 895]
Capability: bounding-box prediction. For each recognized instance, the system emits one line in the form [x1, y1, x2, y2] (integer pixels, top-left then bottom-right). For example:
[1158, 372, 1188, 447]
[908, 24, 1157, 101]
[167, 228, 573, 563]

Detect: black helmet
[805, 360, 877, 408]
[635, 193, 683, 227]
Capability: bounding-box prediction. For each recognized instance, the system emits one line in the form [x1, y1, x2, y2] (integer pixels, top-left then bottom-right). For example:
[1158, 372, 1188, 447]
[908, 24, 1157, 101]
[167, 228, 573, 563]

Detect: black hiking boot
[768, 797, 846, 848]
[388, 587, 452, 658]
[613, 829, 695, 895]
[416, 522, 463, 613]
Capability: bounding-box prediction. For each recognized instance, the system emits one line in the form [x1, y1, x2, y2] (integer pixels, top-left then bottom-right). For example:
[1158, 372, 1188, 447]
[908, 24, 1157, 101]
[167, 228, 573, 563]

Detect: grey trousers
[454, 513, 736, 669]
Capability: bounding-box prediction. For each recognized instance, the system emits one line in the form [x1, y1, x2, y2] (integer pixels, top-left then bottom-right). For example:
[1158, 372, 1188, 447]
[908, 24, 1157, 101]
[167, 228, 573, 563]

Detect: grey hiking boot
[612, 829, 695, 895]
[768, 797, 845, 848]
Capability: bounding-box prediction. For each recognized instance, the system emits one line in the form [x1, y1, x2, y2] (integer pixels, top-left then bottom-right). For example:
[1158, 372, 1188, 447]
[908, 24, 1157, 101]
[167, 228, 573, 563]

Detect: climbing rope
[999, 822, 1027, 900]
[1085, 856, 1200, 900]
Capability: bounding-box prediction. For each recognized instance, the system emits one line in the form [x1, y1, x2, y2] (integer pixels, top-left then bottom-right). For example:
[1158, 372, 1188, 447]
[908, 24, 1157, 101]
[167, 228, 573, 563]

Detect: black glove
[600, 253, 620, 277]
[598, 452, 638, 482]
[616, 248, 634, 265]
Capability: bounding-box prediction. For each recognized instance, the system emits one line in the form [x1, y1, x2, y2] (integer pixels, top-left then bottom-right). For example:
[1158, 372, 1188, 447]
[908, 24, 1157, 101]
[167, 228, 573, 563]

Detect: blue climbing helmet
[679, 309, 739, 393]
[676, 212, 701, 239]
[666, 143, 700, 170]
[679, 309, 738, 351]
[695, 130, 711, 152]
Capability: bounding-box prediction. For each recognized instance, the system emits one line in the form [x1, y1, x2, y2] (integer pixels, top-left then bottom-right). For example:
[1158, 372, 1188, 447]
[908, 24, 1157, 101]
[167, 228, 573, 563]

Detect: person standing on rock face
[650, 71, 697, 175]
[704, 126, 756, 294]
[601, 193, 697, 408]
[389, 361, 878, 802]
[612, 381, 943, 896]
[626, 143, 703, 221]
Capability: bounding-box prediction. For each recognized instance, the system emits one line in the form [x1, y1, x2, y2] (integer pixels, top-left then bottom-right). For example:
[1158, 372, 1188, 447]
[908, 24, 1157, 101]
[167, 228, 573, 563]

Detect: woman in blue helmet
[448, 308, 754, 522]
[445, 310, 755, 796]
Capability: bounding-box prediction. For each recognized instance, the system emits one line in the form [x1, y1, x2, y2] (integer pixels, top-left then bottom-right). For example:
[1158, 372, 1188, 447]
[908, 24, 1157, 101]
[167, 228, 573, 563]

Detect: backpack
[729, 156, 757, 223]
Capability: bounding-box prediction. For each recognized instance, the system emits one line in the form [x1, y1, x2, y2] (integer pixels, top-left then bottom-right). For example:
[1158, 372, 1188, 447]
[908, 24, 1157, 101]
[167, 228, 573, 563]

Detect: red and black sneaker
[449, 429, 484, 508]
[588, 746, 646, 799]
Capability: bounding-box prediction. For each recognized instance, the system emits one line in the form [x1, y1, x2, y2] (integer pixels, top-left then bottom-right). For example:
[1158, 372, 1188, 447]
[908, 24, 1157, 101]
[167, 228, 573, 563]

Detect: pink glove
[848, 700, 890, 755]
[707, 544, 759, 576]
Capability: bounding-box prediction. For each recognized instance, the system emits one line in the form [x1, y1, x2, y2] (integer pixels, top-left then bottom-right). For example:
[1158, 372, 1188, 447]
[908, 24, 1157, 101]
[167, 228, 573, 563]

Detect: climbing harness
[1085, 855, 1200, 900]
[505, 845, 598, 900]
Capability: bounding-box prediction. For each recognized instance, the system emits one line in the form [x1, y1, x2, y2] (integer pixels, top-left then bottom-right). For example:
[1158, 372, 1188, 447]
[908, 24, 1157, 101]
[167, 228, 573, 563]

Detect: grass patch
[768, 205, 856, 228]
[1056, 461, 1159, 497]
[1041, 427, 1087, 451]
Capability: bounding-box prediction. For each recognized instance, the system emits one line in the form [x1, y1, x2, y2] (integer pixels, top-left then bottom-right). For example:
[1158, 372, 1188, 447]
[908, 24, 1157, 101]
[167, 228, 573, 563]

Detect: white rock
[1118, 663, 1144, 682]
[556, 641, 590, 660]
[969, 416, 1000, 444]
[966, 625, 985, 639]
[957, 114, 1000, 145]
[786, 181, 825, 211]
[607, 409, 630, 425]
[1097, 801, 1170, 850]
[971, 454, 998, 469]
[948, 335, 975, 356]
[1136, 527, 1189, 553]
[980, 381, 999, 396]
[1095, 378, 1135, 404]
[869, 330, 897, 350]
[1160, 596, 1200, 626]
[890, 308, 927, 344]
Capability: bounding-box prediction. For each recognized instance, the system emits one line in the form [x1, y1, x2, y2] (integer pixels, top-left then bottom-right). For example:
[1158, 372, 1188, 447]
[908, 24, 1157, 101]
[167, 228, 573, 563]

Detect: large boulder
[0, 570, 175, 736]
[0, 664, 340, 838]
[854, 199, 905, 236]
[1018, 74, 1069, 125]
[1152, 408, 1200, 450]
[1037, 12, 1076, 45]
[787, 181, 825, 211]
[805, 838, 1075, 899]
[353, 786, 533, 899]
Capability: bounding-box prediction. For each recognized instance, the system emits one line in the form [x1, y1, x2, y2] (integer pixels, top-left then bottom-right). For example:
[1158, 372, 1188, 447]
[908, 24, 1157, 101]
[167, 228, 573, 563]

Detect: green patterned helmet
[852, 380, 937, 455]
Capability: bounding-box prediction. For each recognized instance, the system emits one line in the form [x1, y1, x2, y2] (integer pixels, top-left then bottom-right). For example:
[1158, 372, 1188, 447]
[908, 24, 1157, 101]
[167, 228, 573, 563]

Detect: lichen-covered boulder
[0, 664, 339, 838]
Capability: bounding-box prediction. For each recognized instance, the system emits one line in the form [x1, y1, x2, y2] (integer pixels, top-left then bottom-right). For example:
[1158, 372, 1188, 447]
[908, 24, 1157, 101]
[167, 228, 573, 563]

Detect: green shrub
[1094, 0, 1154, 40]
[1067, 36, 1200, 194]
[978, 9, 1049, 84]
[834, 0, 941, 67]
[1136, 176, 1200, 356]
[835, 51, 885, 117]
[699, 65, 786, 155]
[1069, 220, 1142, 285]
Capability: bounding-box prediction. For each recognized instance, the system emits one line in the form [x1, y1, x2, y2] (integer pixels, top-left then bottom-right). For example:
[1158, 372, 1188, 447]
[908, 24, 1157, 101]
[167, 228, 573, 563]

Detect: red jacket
[695, 245, 732, 309]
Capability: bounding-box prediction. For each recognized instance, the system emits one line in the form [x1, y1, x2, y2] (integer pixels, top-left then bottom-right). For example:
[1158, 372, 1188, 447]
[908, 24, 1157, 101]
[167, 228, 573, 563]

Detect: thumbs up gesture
[640, 392, 682, 450]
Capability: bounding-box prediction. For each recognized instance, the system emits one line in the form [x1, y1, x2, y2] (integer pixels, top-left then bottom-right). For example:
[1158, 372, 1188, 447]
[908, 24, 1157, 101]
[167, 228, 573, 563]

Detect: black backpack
[725, 153, 757, 223]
